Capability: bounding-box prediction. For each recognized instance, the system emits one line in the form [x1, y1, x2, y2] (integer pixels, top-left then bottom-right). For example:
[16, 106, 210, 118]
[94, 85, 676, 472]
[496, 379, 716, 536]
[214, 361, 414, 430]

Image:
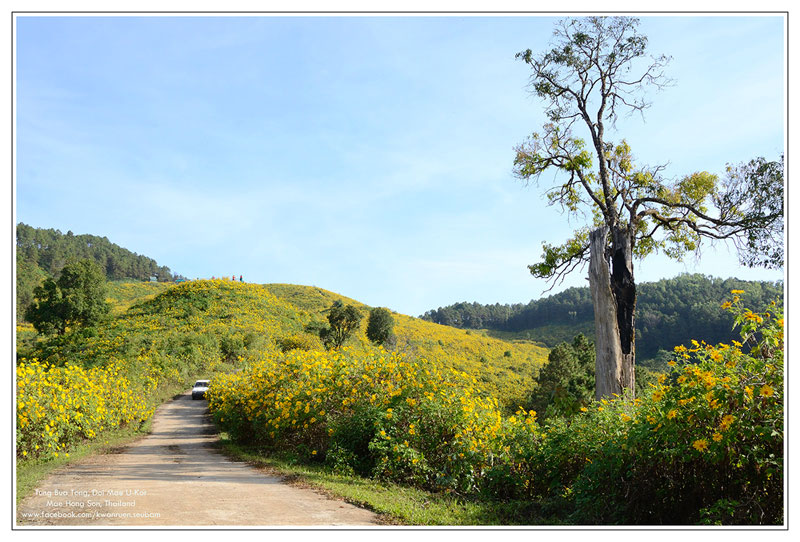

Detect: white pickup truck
[191, 379, 210, 400]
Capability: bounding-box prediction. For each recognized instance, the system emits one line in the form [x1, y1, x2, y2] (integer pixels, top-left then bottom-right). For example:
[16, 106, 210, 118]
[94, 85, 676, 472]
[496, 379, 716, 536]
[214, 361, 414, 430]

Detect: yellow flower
[719, 414, 735, 431]
[693, 439, 709, 452]
[712, 433, 723, 442]
[667, 409, 678, 420]
[580, 407, 588, 412]
[760, 385, 775, 397]
[730, 289, 744, 295]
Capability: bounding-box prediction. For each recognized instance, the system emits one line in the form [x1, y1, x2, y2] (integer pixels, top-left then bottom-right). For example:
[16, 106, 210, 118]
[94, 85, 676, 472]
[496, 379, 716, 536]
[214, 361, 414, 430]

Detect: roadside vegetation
[15, 278, 547, 506]
[15, 275, 783, 524]
[207, 292, 783, 524]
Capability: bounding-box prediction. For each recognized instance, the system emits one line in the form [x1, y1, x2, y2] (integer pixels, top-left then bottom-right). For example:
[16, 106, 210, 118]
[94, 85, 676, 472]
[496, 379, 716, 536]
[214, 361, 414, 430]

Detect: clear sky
[14, 14, 786, 317]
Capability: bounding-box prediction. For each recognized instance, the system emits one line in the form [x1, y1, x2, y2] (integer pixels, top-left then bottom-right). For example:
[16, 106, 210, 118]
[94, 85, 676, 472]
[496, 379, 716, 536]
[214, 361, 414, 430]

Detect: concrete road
[16, 393, 379, 527]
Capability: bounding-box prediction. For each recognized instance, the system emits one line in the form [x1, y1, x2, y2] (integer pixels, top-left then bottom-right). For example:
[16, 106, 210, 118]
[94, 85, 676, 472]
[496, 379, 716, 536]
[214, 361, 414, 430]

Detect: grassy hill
[263, 283, 548, 405]
[16, 279, 547, 463]
[106, 280, 173, 315]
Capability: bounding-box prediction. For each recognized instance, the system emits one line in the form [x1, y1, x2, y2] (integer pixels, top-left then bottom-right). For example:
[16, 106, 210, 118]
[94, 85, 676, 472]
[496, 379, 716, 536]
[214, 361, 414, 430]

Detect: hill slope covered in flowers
[16, 279, 547, 464]
[207, 291, 783, 525]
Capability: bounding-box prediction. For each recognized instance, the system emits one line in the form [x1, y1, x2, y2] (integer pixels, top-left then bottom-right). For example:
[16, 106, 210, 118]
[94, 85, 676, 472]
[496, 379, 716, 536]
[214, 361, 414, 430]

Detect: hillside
[16, 223, 180, 320]
[17, 280, 548, 421]
[264, 284, 548, 405]
[421, 274, 783, 366]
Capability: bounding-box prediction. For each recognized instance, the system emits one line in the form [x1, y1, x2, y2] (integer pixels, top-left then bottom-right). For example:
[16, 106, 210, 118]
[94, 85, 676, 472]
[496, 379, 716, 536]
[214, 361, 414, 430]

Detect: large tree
[366, 307, 395, 346]
[320, 301, 363, 349]
[513, 17, 783, 399]
[25, 259, 110, 335]
[529, 333, 595, 419]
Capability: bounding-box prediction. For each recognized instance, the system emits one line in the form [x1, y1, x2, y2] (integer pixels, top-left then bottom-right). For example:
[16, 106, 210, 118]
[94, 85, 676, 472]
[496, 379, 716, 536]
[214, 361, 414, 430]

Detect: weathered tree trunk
[588, 226, 636, 400]
[610, 227, 636, 396]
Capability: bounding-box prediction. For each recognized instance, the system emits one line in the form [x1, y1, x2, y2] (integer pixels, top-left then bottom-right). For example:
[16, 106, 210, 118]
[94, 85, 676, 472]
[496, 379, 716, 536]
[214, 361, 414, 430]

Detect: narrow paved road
[16, 393, 379, 527]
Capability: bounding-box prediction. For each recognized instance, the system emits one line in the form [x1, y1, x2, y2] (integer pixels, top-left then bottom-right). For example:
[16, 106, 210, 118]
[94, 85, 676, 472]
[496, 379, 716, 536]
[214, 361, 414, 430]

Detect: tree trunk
[610, 227, 636, 396]
[588, 226, 636, 400]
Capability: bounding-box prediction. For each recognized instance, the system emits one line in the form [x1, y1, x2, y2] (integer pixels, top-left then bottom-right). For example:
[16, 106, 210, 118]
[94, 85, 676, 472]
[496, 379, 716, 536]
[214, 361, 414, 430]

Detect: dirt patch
[16, 393, 379, 527]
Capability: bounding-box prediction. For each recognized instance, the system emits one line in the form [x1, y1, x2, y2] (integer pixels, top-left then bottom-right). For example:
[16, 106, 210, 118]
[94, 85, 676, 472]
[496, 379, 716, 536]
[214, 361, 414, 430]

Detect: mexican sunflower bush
[206, 291, 783, 525]
[206, 346, 540, 494]
[16, 360, 155, 460]
[525, 293, 783, 524]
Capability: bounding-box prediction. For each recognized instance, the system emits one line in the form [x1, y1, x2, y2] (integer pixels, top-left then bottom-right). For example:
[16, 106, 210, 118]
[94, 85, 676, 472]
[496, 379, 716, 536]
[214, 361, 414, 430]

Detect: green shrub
[276, 333, 320, 352]
[528, 294, 783, 524]
[219, 332, 246, 363]
[366, 307, 395, 345]
[528, 333, 594, 419]
[320, 301, 363, 349]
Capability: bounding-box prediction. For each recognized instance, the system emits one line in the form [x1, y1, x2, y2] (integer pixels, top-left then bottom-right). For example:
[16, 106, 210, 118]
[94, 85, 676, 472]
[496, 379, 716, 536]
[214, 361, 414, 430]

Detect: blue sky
[14, 14, 786, 317]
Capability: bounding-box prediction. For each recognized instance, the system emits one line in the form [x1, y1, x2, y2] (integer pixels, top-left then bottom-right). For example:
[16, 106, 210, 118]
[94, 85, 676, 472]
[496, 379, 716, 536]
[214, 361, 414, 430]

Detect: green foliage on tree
[16, 223, 180, 322]
[366, 307, 395, 346]
[16, 254, 49, 321]
[421, 274, 782, 364]
[513, 17, 784, 397]
[24, 279, 65, 336]
[528, 334, 595, 419]
[25, 259, 111, 335]
[721, 155, 784, 270]
[320, 301, 363, 349]
[16, 223, 176, 280]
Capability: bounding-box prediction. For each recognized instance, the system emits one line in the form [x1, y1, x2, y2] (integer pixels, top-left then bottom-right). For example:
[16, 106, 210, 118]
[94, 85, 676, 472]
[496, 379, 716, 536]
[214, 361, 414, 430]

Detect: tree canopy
[16, 223, 176, 281]
[513, 16, 784, 398]
[16, 223, 180, 321]
[25, 259, 111, 335]
[366, 307, 395, 346]
[514, 18, 783, 284]
[320, 301, 363, 349]
[528, 333, 595, 419]
[420, 274, 782, 364]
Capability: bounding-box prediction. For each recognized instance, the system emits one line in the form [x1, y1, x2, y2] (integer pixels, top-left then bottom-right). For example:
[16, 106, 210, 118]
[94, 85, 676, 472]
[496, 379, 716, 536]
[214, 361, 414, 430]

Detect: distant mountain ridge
[420, 274, 783, 366]
[16, 222, 181, 320]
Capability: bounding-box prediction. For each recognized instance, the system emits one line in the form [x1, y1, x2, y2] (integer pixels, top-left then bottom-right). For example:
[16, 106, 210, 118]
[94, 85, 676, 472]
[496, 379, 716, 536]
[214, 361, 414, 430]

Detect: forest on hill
[16, 223, 180, 320]
[420, 274, 783, 365]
